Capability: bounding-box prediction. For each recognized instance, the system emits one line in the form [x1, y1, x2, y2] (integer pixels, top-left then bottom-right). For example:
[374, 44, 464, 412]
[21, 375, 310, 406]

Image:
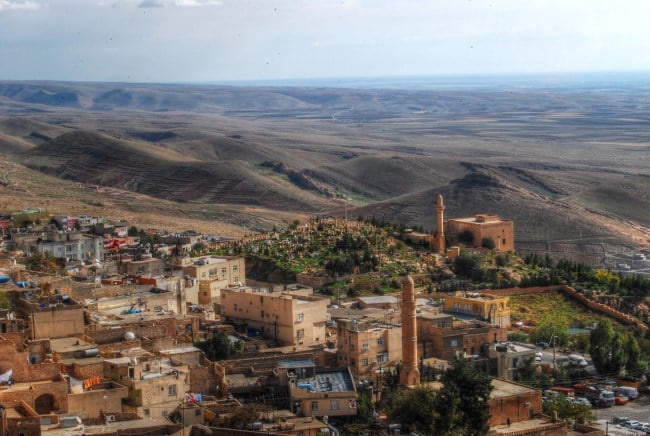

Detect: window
[349, 344, 355, 351]
[260, 310, 264, 318]
[221, 267, 227, 274]
[203, 292, 208, 297]
[296, 329, 304, 338]
[233, 276, 239, 283]
[361, 343, 369, 351]
[209, 267, 217, 276]
[376, 353, 388, 364]
[233, 265, 238, 271]
[376, 338, 384, 346]
[361, 358, 369, 366]
[330, 400, 339, 410]
[168, 385, 177, 396]
[296, 313, 304, 322]
[450, 339, 458, 347]
[311, 401, 319, 411]
[66, 244, 72, 252]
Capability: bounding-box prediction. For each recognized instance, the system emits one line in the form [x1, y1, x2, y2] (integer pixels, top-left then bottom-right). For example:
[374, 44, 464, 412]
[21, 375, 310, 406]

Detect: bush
[481, 237, 496, 249]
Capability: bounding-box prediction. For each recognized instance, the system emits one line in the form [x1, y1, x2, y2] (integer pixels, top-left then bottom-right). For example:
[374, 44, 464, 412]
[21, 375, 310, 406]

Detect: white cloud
[0, 0, 40, 11]
[173, 0, 221, 7]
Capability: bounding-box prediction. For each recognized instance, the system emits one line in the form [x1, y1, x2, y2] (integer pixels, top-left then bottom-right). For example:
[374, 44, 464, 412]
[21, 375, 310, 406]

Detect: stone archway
[35, 393, 55, 414]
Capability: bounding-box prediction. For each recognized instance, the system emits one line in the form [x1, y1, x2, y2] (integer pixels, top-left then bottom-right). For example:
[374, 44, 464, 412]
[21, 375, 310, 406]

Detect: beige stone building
[445, 214, 514, 251]
[443, 292, 510, 327]
[336, 319, 401, 377]
[177, 255, 245, 304]
[179, 255, 245, 284]
[104, 356, 189, 418]
[221, 286, 330, 346]
[283, 362, 358, 419]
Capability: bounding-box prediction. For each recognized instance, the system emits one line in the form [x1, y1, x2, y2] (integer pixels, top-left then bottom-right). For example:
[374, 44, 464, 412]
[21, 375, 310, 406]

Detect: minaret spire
[400, 274, 420, 386]
[436, 194, 445, 254]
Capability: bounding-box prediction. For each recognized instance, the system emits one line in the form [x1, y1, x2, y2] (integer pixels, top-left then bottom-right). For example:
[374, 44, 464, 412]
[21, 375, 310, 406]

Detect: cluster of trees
[380, 356, 493, 436]
[25, 251, 66, 275]
[523, 254, 650, 298]
[590, 319, 646, 378]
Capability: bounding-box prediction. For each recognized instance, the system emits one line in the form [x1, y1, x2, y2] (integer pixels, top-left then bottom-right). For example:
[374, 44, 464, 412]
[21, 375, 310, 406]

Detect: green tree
[196, 330, 241, 360]
[530, 311, 570, 348]
[453, 252, 484, 281]
[387, 385, 437, 435]
[435, 355, 493, 436]
[458, 230, 474, 245]
[0, 291, 9, 310]
[590, 319, 627, 375]
[25, 252, 66, 275]
[542, 394, 594, 426]
[481, 237, 496, 250]
[623, 333, 647, 376]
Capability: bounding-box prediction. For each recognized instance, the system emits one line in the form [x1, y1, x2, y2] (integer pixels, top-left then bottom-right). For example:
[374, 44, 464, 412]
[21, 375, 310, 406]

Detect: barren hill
[1, 79, 650, 265]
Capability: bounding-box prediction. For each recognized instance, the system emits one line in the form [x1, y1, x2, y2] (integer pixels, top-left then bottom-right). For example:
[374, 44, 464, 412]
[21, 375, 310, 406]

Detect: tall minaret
[400, 274, 420, 386]
[436, 194, 445, 254]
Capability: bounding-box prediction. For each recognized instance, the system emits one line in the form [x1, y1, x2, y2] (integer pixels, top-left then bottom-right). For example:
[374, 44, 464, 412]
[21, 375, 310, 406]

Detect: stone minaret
[400, 274, 420, 386]
[436, 194, 445, 254]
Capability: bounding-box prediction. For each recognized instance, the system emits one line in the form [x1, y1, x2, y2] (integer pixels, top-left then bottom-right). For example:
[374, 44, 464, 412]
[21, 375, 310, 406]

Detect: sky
[1, 0, 650, 83]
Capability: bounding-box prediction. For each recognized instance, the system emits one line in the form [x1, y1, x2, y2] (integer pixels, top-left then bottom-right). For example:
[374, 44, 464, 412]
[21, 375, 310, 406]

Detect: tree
[458, 230, 474, 245]
[453, 252, 484, 281]
[196, 330, 241, 360]
[387, 385, 437, 435]
[623, 334, 647, 377]
[530, 311, 570, 348]
[25, 252, 66, 275]
[481, 237, 496, 250]
[435, 355, 493, 436]
[590, 319, 627, 376]
[542, 394, 594, 426]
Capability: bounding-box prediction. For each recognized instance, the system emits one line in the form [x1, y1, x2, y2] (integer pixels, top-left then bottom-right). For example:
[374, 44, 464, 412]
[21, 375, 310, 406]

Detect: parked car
[536, 341, 550, 349]
[613, 386, 639, 400]
[614, 395, 629, 405]
[571, 397, 591, 407]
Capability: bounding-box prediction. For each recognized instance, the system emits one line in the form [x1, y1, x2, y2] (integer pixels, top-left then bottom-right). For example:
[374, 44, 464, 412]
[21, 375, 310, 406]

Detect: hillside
[1, 80, 650, 265]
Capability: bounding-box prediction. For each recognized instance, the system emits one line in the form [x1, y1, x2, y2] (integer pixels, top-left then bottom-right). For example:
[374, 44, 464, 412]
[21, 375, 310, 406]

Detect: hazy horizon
[2, 1, 650, 83]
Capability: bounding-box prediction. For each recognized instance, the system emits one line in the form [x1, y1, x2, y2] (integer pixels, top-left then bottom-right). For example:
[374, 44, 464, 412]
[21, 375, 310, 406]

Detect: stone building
[335, 319, 401, 377]
[15, 295, 85, 340]
[32, 230, 104, 262]
[0, 337, 69, 414]
[488, 342, 538, 381]
[0, 400, 42, 436]
[285, 362, 358, 419]
[103, 356, 189, 418]
[417, 313, 507, 360]
[445, 214, 514, 252]
[442, 292, 511, 327]
[221, 285, 330, 346]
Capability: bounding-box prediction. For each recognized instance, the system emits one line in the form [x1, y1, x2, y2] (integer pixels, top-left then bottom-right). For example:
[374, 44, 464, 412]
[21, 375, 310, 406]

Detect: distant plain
[1, 77, 649, 265]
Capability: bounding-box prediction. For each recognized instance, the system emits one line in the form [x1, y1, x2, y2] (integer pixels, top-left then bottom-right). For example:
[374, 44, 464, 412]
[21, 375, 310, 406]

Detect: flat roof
[358, 296, 398, 304]
[296, 370, 354, 393]
[278, 359, 314, 369]
[158, 346, 201, 355]
[50, 337, 95, 353]
[491, 378, 538, 398]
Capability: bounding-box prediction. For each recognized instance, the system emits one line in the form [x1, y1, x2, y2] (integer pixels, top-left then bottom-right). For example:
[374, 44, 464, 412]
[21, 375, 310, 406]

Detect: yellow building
[446, 214, 514, 251]
[442, 292, 510, 327]
[221, 286, 330, 346]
